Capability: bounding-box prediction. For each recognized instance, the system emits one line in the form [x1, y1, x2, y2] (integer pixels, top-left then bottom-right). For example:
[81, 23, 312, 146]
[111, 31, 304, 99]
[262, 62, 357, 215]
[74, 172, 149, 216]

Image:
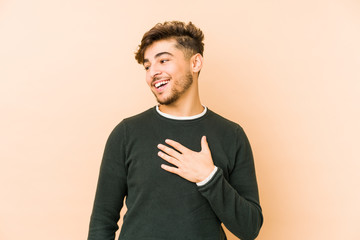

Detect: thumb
[201, 136, 210, 153]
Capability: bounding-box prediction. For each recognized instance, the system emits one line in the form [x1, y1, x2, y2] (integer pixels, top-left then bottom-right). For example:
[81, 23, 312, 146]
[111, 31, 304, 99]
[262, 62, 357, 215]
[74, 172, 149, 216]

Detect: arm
[198, 126, 263, 239]
[88, 122, 128, 240]
[158, 127, 263, 239]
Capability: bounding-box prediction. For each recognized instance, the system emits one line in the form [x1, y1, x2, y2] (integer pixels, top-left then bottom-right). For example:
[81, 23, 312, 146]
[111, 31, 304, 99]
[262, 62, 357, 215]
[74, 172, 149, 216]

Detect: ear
[190, 53, 203, 74]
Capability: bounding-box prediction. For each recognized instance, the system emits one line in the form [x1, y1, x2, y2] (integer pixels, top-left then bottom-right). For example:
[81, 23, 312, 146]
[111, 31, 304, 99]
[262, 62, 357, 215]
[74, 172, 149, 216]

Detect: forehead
[143, 39, 183, 61]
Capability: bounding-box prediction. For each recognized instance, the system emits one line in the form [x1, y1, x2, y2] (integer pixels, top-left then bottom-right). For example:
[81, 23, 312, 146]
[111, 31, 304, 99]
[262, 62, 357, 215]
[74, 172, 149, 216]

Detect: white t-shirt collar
[156, 105, 207, 120]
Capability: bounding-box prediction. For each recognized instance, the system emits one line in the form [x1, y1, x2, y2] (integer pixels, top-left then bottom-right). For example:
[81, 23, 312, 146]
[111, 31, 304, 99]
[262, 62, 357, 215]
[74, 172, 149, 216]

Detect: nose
[149, 66, 161, 79]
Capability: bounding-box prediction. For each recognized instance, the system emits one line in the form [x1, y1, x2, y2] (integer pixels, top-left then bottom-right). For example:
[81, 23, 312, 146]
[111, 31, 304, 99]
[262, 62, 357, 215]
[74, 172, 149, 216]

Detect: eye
[144, 65, 150, 71]
[160, 59, 169, 64]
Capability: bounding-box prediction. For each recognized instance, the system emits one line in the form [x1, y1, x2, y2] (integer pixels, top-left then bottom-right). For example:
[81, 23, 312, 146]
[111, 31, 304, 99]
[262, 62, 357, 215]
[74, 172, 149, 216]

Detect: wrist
[196, 166, 218, 186]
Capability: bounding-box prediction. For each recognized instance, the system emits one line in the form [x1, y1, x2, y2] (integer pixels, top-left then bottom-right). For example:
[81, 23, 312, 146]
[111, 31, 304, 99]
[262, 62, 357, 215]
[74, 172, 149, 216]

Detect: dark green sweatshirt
[88, 107, 263, 240]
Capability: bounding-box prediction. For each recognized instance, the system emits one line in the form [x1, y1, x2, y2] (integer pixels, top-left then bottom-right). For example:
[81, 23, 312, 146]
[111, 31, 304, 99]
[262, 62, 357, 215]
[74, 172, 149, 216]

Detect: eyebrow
[143, 52, 174, 64]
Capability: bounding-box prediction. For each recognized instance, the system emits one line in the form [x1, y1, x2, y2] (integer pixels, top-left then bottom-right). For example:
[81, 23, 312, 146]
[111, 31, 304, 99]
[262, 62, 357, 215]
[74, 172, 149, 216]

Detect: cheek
[145, 73, 152, 86]
[172, 64, 188, 77]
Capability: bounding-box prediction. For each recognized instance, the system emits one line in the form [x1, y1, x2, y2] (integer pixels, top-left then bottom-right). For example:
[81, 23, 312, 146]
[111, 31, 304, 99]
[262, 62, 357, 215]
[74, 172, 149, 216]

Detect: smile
[154, 80, 170, 89]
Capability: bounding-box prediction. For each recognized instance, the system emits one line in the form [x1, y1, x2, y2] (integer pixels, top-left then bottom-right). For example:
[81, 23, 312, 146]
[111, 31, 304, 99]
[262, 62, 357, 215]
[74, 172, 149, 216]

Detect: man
[88, 21, 263, 240]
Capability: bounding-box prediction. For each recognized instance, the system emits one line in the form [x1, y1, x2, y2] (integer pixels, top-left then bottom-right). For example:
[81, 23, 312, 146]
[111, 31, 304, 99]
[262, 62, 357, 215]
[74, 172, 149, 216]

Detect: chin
[156, 97, 178, 106]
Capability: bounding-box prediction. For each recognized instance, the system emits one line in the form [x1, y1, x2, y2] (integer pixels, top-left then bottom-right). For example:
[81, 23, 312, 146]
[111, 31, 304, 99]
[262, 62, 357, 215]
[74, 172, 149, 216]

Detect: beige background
[1, 0, 359, 239]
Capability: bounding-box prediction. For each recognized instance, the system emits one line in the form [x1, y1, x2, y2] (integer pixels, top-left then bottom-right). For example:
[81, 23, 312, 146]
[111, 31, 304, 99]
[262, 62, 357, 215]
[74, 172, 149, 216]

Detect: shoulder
[123, 107, 155, 123]
[205, 109, 249, 144]
[108, 107, 155, 137]
[206, 109, 243, 130]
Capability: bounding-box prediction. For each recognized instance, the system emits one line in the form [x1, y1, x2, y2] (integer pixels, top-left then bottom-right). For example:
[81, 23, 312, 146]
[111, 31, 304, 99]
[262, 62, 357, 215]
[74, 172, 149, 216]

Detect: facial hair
[154, 72, 193, 105]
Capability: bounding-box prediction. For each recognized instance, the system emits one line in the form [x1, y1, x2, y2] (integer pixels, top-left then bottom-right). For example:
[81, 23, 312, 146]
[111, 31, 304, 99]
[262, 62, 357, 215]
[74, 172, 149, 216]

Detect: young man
[88, 21, 263, 240]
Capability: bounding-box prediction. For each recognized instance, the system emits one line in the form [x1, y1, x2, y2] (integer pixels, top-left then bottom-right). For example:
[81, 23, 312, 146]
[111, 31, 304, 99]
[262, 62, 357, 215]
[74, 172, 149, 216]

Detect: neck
[158, 99, 203, 117]
[158, 83, 203, 117]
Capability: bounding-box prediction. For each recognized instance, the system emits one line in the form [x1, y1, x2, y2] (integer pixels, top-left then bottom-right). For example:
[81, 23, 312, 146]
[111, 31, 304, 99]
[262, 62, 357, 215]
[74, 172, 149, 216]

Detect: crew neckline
[156, 105, 207, 120]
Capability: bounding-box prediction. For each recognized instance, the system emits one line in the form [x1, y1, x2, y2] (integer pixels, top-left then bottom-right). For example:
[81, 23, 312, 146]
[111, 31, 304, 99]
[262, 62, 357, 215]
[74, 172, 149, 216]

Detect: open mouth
[154, 80, 170, 89]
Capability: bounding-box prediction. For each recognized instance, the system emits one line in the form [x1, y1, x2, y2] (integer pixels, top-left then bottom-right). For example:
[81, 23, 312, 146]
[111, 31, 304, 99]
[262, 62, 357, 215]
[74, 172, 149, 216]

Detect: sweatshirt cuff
[196, 166, 218, 186]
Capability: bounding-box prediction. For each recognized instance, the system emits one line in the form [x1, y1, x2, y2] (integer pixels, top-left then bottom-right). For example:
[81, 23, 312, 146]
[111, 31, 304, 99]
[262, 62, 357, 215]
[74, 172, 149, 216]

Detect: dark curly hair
[135, 21, 204, 64]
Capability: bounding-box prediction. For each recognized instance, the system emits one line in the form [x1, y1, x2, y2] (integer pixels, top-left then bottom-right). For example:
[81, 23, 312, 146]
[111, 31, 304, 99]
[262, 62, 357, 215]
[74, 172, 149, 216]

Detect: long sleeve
[197, 126, 263, 240]
[88, 122, 128, 240]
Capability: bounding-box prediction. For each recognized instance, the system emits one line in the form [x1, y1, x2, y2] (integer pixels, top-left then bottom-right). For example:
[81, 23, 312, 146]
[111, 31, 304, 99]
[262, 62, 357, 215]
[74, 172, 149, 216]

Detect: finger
[164, 139, 188, 153]
[158, 151, 180, 167]
[157, 144, 182, 159]
[201, 136, 211, 154]
[161, 164, 181, 175]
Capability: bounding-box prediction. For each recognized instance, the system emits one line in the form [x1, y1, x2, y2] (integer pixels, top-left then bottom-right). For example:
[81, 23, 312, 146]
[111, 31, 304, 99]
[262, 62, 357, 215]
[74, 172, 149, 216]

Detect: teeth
[155, 80, 169, 88]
